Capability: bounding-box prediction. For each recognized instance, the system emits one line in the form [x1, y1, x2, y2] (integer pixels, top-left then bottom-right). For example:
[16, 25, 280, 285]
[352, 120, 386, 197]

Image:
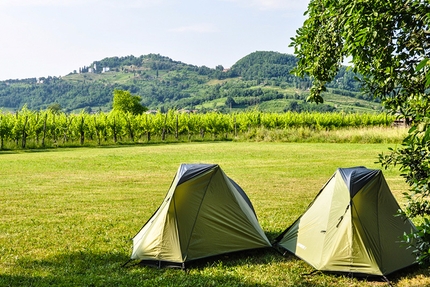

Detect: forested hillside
[0, 51, 380, 113]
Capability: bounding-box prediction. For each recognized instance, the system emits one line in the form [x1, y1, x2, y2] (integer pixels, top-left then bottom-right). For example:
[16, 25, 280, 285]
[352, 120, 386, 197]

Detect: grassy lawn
[1, 142, 429, 286]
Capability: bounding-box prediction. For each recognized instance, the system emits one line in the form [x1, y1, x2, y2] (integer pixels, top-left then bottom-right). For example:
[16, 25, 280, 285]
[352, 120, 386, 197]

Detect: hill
[0, 51, 381, 113]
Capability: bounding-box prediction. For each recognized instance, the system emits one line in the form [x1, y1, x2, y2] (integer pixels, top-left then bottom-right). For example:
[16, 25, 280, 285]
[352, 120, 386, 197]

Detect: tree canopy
[291, 0, 430, 263]
[112, 89, 147, 115]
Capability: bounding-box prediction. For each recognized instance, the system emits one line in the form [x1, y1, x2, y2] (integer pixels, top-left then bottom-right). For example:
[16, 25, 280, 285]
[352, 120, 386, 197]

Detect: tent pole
[121, 259, 132, 268]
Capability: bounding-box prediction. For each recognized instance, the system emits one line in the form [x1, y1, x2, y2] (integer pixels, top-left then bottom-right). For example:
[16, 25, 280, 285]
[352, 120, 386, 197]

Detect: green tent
[131, 164, 271, 268]
[273, 166, 416, 276]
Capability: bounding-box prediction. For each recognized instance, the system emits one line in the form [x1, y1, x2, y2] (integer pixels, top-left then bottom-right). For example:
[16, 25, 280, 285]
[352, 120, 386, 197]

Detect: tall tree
[112, 89, 147, 115]
[291, 0, 430, 263]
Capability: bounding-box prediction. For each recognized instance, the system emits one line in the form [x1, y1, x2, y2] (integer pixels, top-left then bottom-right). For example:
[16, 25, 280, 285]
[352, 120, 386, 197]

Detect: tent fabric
[273, 167, 417, 276]
[176, 163, 216, 185]
[339, 166, 380, 197]
[131, 164, 271, 266]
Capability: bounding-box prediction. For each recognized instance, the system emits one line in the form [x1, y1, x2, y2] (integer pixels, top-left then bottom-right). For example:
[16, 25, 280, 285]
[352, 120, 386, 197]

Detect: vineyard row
[0, 108, 395, 149]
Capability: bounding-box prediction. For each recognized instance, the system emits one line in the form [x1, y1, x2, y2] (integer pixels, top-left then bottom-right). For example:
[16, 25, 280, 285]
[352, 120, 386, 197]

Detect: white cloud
[0, 0, 167, 8]
[100, 0, 169, 9]
[0, 0, 307, 11]
[220, 0, 308, 11]
[169, 24, 219, 33]
[0, 0, 85, 6]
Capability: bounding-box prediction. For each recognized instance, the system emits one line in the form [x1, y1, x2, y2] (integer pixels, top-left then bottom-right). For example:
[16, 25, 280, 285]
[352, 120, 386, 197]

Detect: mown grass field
[1, 141, 429, 286]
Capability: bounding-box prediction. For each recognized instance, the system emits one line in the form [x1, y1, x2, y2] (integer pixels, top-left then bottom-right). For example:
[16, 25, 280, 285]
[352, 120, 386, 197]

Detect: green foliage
[230, 51, 298, 81]
[292, 0, 430, 264]
[0, 107, 395, 150]
[404, 217, 430, 265]
[0, 111, 13, 149]
[112, 89, 147, 115]
[0, 52, 371, 113]
[47, 103, 62, 114]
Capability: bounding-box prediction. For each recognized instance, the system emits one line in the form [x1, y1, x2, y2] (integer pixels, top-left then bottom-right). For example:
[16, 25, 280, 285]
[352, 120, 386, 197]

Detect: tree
[286, 101, 301, 112]
[112, 89, 147, 115]
[225, 96, 236, 108]
[291, 0, 430, 263]
[47, 103, 62, 114]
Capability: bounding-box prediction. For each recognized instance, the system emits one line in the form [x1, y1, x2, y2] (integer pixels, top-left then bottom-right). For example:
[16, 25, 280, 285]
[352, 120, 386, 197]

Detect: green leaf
[417, 58, 429, 71]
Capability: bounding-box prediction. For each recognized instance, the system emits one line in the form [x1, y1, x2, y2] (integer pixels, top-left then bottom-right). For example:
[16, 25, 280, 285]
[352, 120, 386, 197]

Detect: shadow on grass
[272, 248, 430, 287]
[1, 249, 279, 287]
[265, 230, 284, 243]
[0, 139, 232, 155]
[184, 247, 281, 270]
[2, 247, 425, 287]
[387, 264, 430, 285]
[307, 265, 430, 286]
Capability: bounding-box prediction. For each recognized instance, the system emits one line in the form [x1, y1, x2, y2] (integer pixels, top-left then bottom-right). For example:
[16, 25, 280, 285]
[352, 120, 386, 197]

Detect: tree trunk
[234, 116, 237, 137]
[113, 117, 117, 143]
[21, 115, 28, 148]
[175, 114, 179, 140]
[0, 115, 3, 150]
[80, 116, 85, 145]
[162, 112, 168, 141]
[42, 114, 47, 147]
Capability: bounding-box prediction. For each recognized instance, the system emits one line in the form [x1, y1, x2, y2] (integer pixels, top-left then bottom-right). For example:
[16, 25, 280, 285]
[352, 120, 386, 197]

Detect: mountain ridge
[0, 51, 380, 113]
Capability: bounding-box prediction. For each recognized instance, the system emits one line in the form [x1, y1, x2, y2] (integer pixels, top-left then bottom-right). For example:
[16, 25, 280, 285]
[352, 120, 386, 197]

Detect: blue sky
[0, 0, 309, 81]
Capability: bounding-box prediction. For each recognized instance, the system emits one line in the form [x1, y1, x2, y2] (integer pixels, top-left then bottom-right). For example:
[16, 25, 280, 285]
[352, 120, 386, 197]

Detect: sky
[0, 0, 310, 81]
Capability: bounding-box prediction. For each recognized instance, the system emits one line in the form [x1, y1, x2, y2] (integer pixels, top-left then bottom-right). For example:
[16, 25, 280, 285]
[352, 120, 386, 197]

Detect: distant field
[1, 142, 428, 286]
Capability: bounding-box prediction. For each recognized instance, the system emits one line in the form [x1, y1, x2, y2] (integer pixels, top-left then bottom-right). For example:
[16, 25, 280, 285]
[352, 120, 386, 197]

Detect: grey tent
[131, 164, 271, 267]
[273, 166, 416, 276]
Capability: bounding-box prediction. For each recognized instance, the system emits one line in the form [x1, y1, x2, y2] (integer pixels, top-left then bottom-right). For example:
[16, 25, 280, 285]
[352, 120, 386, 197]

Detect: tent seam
[182, 165, 218, 261]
